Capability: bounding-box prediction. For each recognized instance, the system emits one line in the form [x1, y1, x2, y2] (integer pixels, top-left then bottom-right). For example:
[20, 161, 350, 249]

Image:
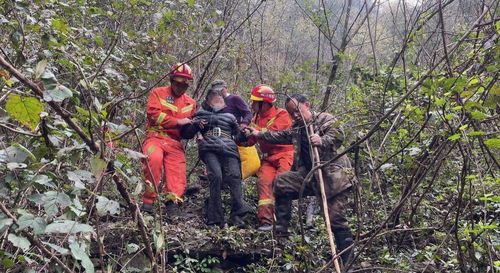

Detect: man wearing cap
[245, 93, 356, 265]
[141, 63, 197, 213]
[210, 80, 260, 180]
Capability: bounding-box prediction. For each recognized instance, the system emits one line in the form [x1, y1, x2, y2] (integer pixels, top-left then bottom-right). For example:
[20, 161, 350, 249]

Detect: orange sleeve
[267, 110, 292, 132]
[146, 89, 179, 129]
[189, 101, 197, 117]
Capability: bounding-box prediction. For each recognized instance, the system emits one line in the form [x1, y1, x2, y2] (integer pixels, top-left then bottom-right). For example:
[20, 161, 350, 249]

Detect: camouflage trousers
[274, 169, 350, 231]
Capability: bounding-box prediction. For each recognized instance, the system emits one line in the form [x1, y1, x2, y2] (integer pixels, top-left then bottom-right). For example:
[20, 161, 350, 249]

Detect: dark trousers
[274, 169, 354, 263]
[202, 152, 245, 225]
[274, 170, 350, 230]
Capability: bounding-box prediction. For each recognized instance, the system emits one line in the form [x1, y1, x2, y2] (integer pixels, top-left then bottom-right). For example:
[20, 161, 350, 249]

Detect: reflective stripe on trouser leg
[257, 161, 277, 224]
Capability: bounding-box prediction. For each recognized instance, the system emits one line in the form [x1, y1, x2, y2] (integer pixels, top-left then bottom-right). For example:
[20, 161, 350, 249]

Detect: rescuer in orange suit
[243, 84, 294, 231]
[141, 63, 197, 214]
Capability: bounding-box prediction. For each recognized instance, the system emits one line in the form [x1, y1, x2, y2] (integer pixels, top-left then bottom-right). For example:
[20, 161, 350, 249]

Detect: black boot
[228, 215, 246, 228]
[232, 201, 254, 217]
[141, 203, 154, 214]
[334, 229, 354, 265]
[164, 201, 179, 216]
[274, 196, 293, 237]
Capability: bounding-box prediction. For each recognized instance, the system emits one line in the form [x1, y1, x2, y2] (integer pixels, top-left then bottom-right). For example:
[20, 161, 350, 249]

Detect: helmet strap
[254, 101, 264, 123]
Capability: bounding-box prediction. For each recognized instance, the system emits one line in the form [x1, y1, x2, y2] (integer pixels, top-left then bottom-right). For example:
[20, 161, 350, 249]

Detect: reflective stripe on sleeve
[159, 98, 179, 112]
[266, 117, 276, 127]
[156, 112, 167, 124]
[181, 104, 193, 113]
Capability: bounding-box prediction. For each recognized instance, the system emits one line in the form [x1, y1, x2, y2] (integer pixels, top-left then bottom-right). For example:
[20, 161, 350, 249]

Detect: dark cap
[210, 79, 227, 91]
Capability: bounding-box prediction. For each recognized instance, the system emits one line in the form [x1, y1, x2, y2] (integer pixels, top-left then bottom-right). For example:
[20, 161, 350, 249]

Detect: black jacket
[181, 101, 244, 159]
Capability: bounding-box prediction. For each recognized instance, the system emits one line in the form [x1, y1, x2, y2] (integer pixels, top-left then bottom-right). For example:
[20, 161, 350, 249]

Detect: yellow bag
[238, 145, 261, 180]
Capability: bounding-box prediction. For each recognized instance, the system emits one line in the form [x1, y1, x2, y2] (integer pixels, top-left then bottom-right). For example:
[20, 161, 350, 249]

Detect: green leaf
[470, 110, 489, 120]
[42, 242, 69, 255]
[7, 234, 31, 251]
[464, 101, 481, 111]
[164, 192, 183, 202]
[468, 131, 485, 136]
[95, 196, 120, 216]
[35, 59, 48, 79]
[67, 170, 94, 189]
[163, 10, 174, 22]
[445, 113, 455, 120]
[32, 174, 56, 188]
[7, 162, 27, 170]
[40, 70, 57, 84]
[5, 95, 44, 130]
[468, 78, 480, 86]
[460, 90, 474, 98]
[448, 134, 461, 141]
[17, 214, 46, 235]
[43, 84, 73, 102]
[10, 143, 36, 162]
[443, 78, 456, 90]
[0, 218, 13, 230]
[479, 222, 498, 229]
[28, 191, 72, 218]
[126, 243, 140, 254]
[435, 98, 445, 106]
[154, 232, 164, 252]
[1, 257, 15, 268]
[70, 241, 94, 273]
[490, 84, 500, 95]
[90, 156, 107, 178]
[484, 139, 500, 149]
[0, 145, 31, 163]
[51, 18, 69, 33]
[41, 71, 73, 102]
[95, 36, 103, 47]
[70, 197, 86, 217]
[45, 220, 93, 234]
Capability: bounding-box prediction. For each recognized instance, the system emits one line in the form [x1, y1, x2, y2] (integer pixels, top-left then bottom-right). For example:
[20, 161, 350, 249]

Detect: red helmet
[170, 63, 193, 80]
[250, 84, 276, 104]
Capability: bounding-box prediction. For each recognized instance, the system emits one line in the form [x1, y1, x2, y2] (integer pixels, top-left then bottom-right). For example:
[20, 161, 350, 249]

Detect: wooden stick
[309, 125, 341, 273]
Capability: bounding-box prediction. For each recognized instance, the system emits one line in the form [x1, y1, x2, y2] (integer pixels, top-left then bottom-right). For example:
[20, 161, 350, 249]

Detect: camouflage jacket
[260, 112, 355, 196]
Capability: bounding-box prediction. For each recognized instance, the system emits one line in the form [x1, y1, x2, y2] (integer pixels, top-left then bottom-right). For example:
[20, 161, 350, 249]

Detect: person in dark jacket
[210, 79, 261, 180]
[181, 89, 251, 227]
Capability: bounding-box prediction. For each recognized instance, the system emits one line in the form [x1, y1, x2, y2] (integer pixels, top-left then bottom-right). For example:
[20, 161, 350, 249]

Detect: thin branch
[0, 122, 40, 137]
[111, 174, 157, 272]
[0, 202, 75, 273]
[108, 0, 266, 114]
[438, 0, 453, 75]
[0, 53, 99, 152]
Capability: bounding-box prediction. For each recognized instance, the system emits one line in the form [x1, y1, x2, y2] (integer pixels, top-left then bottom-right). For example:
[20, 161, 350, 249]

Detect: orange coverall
[247, 106, 294, 224]
[142, 86, 196, 205]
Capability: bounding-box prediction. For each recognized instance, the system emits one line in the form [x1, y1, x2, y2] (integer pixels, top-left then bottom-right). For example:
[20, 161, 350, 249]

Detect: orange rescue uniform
[247, 106, 294, 224]
[142, 86, 196, 205]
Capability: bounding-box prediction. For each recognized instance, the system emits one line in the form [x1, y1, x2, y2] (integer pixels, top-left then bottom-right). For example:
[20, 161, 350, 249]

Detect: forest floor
[94, 175, 329, 272]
